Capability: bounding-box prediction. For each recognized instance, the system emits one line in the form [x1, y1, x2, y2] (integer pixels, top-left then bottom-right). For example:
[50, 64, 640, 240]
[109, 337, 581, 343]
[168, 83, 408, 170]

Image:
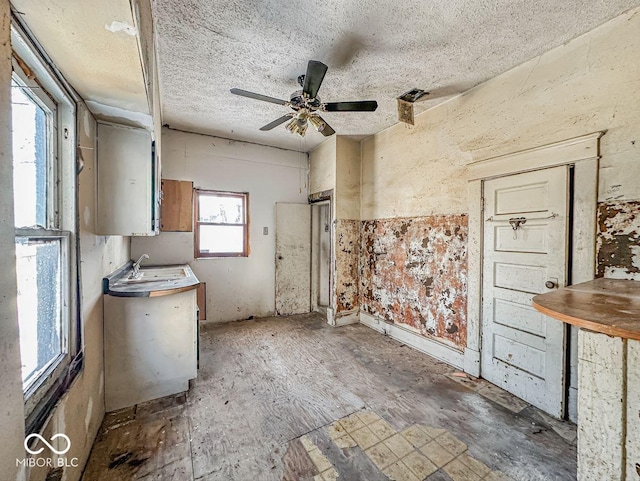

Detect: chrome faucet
[130, 254, 149, 278]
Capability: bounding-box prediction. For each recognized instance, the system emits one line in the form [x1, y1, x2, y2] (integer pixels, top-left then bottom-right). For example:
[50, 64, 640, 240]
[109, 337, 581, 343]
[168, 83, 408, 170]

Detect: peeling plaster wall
[359, 7, 640, 347]
[132, 128, 308, 323]
[360, 216, 468, 348]
[0, 2, 26, 478]
[333, 138, 362, 315]
[597, 200, 640, 279]
[24, 105, 130, 481]
[334, 219, 360, 313]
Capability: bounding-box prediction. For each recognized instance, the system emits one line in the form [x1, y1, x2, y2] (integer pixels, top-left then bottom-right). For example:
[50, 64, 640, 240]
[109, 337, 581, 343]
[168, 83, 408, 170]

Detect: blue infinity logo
[24, 433, 71, 455]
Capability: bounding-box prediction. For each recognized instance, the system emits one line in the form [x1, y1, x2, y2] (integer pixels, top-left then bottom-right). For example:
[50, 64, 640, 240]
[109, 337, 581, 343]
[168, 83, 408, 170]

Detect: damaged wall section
[597, 200, 640, 280]
[360, 215, 468, 348]
[334, 219, 360, 313]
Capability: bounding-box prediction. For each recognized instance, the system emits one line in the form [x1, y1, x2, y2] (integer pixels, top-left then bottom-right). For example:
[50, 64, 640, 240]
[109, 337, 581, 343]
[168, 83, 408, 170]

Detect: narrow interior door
[481, 166, 569, 418]
[275, 202, 311, 315]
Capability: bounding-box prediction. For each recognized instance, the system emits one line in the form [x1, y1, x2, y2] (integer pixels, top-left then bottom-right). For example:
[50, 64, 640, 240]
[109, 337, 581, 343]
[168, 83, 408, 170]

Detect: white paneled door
[481, 166, 569, 418]
[275, 203, 311, 315]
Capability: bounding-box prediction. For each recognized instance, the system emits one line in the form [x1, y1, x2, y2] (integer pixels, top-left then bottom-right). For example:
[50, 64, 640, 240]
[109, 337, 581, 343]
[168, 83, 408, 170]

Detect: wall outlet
[263, 227, 268, 235]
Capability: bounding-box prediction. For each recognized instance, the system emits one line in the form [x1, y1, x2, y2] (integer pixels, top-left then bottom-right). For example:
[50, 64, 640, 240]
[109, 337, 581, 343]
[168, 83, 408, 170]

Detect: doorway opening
[311, 201, 331, 316]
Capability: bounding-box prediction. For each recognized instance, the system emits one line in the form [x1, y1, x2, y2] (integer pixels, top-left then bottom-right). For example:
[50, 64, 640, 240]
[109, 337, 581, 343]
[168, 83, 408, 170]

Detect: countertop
[103, 262, 200, 298]
[532, 278, 640, 340]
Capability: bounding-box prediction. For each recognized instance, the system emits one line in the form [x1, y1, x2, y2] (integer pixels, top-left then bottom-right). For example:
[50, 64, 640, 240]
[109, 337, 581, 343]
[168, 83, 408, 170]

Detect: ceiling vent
[397, 88, 430, 125]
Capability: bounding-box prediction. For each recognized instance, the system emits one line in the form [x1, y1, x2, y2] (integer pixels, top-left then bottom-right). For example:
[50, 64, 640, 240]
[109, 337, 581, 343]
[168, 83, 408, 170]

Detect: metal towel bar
[485, 212, 559, 222]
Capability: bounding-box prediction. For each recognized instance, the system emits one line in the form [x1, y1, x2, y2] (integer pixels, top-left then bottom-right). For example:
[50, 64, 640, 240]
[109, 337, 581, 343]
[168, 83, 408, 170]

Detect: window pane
[198, 194, 244, 224]
[199, 225, 245, 254]
[15, 237, 63, 388]
[12, 80, 49, 228]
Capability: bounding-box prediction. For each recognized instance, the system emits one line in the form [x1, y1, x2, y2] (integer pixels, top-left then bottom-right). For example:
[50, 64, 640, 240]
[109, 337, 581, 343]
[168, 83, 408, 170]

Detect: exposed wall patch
[597, 200, 640, 280]
[335, 219, 360, 313]
[105, 21, 138, 36]
[360, 215, 468, 347]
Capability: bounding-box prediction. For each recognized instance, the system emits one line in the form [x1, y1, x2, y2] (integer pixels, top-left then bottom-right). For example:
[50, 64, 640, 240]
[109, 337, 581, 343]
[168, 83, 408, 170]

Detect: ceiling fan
[230, 60, 378, 137]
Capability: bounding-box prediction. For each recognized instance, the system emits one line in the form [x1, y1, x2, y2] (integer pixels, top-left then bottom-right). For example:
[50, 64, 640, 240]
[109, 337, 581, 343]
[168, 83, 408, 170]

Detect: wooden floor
[82, 313, 577, 480]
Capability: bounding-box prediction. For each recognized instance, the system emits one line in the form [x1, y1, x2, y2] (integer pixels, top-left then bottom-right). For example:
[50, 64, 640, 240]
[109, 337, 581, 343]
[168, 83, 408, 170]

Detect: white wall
[335, 137, 361, 220]
[132, 128, 308, 323]
[309, 136, 336, 195]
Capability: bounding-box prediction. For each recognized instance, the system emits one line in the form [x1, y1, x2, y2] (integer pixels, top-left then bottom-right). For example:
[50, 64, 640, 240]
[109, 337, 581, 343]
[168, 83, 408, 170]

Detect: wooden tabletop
[532, 278, 640, 340]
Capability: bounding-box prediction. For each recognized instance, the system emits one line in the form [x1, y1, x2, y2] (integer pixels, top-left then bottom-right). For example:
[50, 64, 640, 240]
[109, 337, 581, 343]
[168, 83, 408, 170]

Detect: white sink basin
[139, 267, 188, 279]
[121, 266, 188, 283]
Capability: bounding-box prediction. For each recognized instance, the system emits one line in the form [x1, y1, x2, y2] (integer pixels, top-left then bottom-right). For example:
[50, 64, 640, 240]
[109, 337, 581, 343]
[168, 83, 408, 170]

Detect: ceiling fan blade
[323, 100, 378, 112]
[230, 88, 288, 106]
[316, 116, 335, 137]
[302, 60, 328, 99]
[259, 115, 292, 131]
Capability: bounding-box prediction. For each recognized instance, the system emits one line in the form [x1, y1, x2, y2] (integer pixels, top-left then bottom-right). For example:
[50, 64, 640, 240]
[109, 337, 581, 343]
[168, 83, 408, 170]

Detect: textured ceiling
[154, 0, 640, 152]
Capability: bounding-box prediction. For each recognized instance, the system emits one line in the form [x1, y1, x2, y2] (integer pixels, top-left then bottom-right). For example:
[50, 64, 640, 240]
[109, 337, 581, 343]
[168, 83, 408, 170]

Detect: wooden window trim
[194, 189, 249, 258]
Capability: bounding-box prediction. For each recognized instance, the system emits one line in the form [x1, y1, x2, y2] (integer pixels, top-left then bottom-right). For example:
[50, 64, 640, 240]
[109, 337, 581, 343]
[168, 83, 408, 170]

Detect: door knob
[545, 280, 557, 289]
[278, 255, 283, 260]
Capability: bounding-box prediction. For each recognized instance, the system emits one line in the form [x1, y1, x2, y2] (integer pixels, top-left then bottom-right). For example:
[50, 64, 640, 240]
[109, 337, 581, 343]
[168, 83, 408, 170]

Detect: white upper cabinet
[97, 122, 160, 236]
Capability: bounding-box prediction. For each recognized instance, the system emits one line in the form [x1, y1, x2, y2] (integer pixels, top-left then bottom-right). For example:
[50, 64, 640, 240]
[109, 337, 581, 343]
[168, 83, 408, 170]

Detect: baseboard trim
[359, 312, 464, 370]
[464, 348, 481, 377]
[333, 309, 359, 327]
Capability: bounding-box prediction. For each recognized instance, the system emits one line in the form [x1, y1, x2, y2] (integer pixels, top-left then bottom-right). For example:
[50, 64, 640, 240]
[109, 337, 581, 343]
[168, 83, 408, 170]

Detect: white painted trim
[359, 312, 464, 369]
[467, 132, 601, 393]
[572, 158, 599, 284]
[468, 132, 604, 181]
[330, 309, 360, 327]
[464, 348, 480, 377]
[326, 307, 335, 325]
[568, 387, 578, 423]
[466, 180, 482, 356]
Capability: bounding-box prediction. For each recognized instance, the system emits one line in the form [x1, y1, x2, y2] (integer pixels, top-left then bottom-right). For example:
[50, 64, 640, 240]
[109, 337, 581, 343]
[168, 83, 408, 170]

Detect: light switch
[263, 227, 268, 235]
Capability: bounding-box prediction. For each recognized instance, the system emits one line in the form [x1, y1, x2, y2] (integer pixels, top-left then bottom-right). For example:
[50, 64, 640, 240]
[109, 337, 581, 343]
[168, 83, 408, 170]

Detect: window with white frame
[11, 20, 78, 430]
[194, 190, 249, 257]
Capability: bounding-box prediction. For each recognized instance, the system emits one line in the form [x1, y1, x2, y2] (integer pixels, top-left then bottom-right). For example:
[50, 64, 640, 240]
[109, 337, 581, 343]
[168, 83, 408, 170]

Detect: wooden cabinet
[161, 179, 193, 231]
[197, 282, 206, 321]
[96, 122, 160, 236]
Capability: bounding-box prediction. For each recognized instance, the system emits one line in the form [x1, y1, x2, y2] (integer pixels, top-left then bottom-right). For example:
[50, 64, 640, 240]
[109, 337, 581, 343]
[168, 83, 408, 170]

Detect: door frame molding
[464, 131, 604, 377]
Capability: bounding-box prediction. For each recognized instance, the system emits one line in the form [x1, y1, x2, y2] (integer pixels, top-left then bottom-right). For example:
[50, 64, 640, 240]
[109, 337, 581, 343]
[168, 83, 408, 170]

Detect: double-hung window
[194, 190, 249, 257]
[11, 20, 79, 431]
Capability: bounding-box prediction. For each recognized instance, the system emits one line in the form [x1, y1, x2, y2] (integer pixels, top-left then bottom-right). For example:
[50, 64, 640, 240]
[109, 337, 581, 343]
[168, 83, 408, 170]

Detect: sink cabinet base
[104, 290, 197, 412]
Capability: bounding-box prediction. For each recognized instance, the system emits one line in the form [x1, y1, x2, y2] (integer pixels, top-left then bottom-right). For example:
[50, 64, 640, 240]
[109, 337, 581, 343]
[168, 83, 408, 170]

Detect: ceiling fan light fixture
[230, 60, 377, 137]
[285, 117, 308, 137]
[308, 115, 326, 133]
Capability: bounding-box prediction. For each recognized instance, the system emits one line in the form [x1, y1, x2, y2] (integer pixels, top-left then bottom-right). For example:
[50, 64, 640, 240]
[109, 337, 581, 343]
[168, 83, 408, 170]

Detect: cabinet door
[161, 179, 193, 232]
[97, 123, 154, 236]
